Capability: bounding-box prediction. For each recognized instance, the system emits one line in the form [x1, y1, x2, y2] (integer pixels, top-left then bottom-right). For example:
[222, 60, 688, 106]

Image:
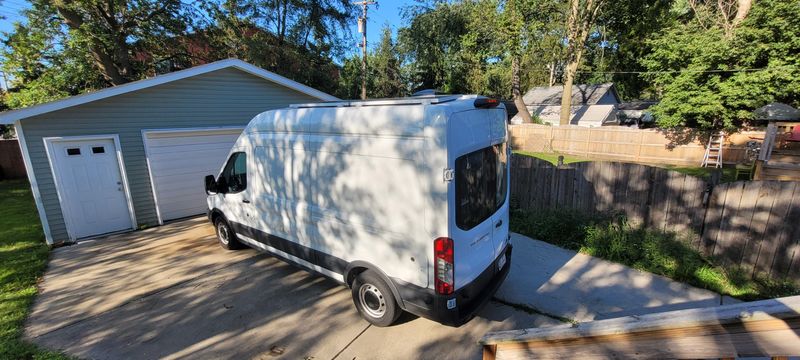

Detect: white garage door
[144, 128, 243, 222]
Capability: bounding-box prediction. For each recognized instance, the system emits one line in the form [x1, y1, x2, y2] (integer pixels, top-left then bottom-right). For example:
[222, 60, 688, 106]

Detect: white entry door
[50, 139, 133, 238]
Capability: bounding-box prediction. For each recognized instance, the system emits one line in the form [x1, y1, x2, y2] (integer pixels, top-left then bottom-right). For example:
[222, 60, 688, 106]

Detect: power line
[574, 66, 798, 75]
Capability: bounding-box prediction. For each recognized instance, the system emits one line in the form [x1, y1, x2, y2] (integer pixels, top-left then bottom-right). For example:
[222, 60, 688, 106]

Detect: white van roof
[246, 95, 499, 137]
[289, 94, 477, 108]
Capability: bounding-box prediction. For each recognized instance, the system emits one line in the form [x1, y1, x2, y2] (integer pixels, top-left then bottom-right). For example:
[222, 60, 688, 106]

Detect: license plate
[496, 253, 507, 270]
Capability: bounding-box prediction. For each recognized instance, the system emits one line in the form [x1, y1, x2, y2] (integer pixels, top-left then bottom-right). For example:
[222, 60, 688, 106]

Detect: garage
[144, 127, 244, 223]
[0, 59, 337, 244]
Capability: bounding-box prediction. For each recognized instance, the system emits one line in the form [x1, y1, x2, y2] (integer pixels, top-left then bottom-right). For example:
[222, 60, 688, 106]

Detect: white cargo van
[204, 95, 511, 326]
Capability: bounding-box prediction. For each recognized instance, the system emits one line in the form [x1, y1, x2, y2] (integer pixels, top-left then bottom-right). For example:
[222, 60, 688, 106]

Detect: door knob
[495, 220, 503, 228]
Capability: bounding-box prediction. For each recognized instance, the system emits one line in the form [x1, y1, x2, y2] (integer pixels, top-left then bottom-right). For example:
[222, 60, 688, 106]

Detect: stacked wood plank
[480, 295, 800, 360]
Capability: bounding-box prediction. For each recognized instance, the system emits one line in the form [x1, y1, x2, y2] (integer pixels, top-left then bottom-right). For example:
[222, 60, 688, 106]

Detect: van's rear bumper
[394, 244, 512, 327]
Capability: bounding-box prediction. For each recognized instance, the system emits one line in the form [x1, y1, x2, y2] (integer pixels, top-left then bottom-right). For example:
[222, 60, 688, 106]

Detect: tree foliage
[642, 0, 800, 130]
[1, 0, 355, 108]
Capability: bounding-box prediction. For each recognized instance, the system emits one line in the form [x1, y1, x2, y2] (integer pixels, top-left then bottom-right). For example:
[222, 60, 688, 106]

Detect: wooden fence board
[510, 124, 764, 166]
[769, 183, 800, 277]
[720, 181, 761, 266]
[0, 140, 26, 180]
[755, 182, 796, 275]
[713, 182, 746, 260]
[742, 182, 780, 275]
[510, 154, 800, 282]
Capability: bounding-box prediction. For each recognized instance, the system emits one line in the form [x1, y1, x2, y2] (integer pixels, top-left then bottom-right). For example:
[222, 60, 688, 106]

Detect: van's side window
[220, 152, 247, 193]
[455, 143, 507, 230]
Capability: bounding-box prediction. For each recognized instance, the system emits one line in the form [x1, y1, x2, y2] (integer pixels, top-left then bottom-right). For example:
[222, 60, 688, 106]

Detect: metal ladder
[702, 132, 724, 168]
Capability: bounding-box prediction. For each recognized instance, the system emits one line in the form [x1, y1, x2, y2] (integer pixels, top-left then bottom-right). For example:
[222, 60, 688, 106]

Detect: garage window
[219, 152, 247, 193]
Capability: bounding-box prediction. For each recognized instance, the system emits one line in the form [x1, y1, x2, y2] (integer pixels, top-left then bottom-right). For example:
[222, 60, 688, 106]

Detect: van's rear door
[448, 108, 507, 289]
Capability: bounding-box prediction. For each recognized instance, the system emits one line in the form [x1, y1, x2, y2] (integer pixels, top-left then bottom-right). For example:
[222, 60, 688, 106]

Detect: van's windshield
[455, 143, 508, 230]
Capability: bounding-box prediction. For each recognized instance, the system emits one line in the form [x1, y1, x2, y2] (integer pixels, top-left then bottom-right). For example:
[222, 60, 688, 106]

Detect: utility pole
[354, 0, 376, 100]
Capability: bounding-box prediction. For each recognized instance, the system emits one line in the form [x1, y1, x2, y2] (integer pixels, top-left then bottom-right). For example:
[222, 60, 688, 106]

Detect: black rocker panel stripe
[229, 221, 348, 274]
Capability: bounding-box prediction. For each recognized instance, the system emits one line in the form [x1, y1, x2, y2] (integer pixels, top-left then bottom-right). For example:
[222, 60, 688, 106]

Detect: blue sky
[0, 0, 409, 55]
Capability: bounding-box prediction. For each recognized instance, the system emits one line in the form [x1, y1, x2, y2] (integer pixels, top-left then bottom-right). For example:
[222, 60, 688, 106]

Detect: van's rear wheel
[215, 218, 243, 250]
[351, 270, 401, 327]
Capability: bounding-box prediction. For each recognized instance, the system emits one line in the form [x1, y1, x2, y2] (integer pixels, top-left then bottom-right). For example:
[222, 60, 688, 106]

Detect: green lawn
[510, 208, 800, 301]
[515, 151, 739, 183]
[0, 180, 69, 359]
[513, 151, 589, 165]
[660, 165, 738, 183]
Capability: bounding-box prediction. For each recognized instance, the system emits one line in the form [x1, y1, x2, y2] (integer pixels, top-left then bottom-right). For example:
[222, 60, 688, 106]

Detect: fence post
[636, 131, 645, 163]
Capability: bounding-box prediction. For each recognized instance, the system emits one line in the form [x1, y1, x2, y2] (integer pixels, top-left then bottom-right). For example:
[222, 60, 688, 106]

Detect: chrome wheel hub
[358, 283, 386, 318]
[217, 223, 230, 245]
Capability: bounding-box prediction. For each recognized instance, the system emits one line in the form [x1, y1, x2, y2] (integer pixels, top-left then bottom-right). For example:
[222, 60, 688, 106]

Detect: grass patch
[660, 165, 738, 183]
[513, 151, 588, 165]
[0, 179, 70, 359]
[514, 151, 739, 183]
[510, 208, 800, 301]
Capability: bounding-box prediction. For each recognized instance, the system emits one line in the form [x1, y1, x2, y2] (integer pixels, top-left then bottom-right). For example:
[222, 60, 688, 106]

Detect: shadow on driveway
[26, 217, 560, 360]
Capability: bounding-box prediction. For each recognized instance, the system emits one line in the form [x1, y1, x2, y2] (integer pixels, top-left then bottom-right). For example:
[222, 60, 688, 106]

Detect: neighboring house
[0, 59, 338, 245]
[616, 101, 658, 127]
[510, 83, 621, 127]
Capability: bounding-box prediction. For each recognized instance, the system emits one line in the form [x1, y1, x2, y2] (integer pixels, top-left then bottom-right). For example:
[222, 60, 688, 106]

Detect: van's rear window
[455, 143, 508, 230]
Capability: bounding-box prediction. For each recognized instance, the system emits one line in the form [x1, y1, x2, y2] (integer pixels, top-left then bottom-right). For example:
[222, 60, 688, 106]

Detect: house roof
[617, 101, 658, 110]
[522, 83, 620, 106]
[0, 59, 339, 124]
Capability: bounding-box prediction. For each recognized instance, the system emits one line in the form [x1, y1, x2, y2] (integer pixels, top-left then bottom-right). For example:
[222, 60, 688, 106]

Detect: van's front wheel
[351, 270, 401, 327]
[214, 218, 243, 250]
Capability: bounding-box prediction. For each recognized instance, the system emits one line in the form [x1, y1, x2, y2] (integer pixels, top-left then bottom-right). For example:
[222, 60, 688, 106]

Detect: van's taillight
[474, 98, 500, 108]
[434, 237, 454, 295]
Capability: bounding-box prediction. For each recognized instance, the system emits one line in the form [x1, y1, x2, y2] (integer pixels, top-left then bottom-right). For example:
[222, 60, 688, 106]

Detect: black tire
[351, 270, 401, 327]
[214, 217, 244, 250]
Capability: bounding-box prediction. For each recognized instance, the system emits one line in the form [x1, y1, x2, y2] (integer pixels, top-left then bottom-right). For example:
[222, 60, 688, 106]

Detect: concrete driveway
[25, 217, 560, 359]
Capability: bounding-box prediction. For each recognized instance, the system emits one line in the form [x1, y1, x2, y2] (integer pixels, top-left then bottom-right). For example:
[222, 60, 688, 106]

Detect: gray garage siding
[20, 67, 320, 243]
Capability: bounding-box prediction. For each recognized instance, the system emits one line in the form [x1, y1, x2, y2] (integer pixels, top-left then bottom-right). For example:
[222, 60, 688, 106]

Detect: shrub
[510, 208, 800, 300]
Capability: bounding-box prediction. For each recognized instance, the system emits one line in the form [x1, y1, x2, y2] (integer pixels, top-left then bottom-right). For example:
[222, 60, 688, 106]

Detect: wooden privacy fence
[480, 295, 800, 359]
[0, 139, 26, 180]
[511, 155, 800, 281]
[510, 124, 765, 166]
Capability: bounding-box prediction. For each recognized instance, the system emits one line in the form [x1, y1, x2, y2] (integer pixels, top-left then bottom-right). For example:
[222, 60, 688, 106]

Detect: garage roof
[0, 59, 339, 124]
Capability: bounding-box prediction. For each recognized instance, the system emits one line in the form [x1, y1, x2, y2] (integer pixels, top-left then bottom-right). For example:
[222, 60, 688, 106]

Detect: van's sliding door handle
[495, 220, 503, 228]
[242, 199, 251, 204]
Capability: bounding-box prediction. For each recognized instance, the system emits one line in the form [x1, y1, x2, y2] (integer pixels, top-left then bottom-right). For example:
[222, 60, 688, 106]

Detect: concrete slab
[25, 216, 260, 338]
[34, 256, 369, 360]
[337, 301, 561, 360]
[495, 233, 724, 322]
[26, 217, 561, 359]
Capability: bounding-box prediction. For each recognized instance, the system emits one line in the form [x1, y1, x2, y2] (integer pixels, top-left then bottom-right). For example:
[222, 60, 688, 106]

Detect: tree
[369, 26, 406, 98]
[495, 0, 561, 123]
[559, 0, 606, 125]
[582, 0, 674, 100]
[50, 0, 191, 85]
[1, 0, 355, 108]
[642, 0, 800, 130]
[336, 55, 364, 99]
[398, 2, 471, 93]
[336, 26, 406, 99]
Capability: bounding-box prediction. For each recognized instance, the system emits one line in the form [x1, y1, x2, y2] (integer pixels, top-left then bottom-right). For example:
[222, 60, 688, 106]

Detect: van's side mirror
[204, 175, 217, 194]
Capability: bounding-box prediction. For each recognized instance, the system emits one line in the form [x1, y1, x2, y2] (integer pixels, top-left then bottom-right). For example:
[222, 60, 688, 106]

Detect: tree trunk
[733, 0, 752, 26]
[512, 56, 533, 123]
[53, 2, 128, 85]
[559, 61, 578, 126]
[559, 0, 602, 126]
